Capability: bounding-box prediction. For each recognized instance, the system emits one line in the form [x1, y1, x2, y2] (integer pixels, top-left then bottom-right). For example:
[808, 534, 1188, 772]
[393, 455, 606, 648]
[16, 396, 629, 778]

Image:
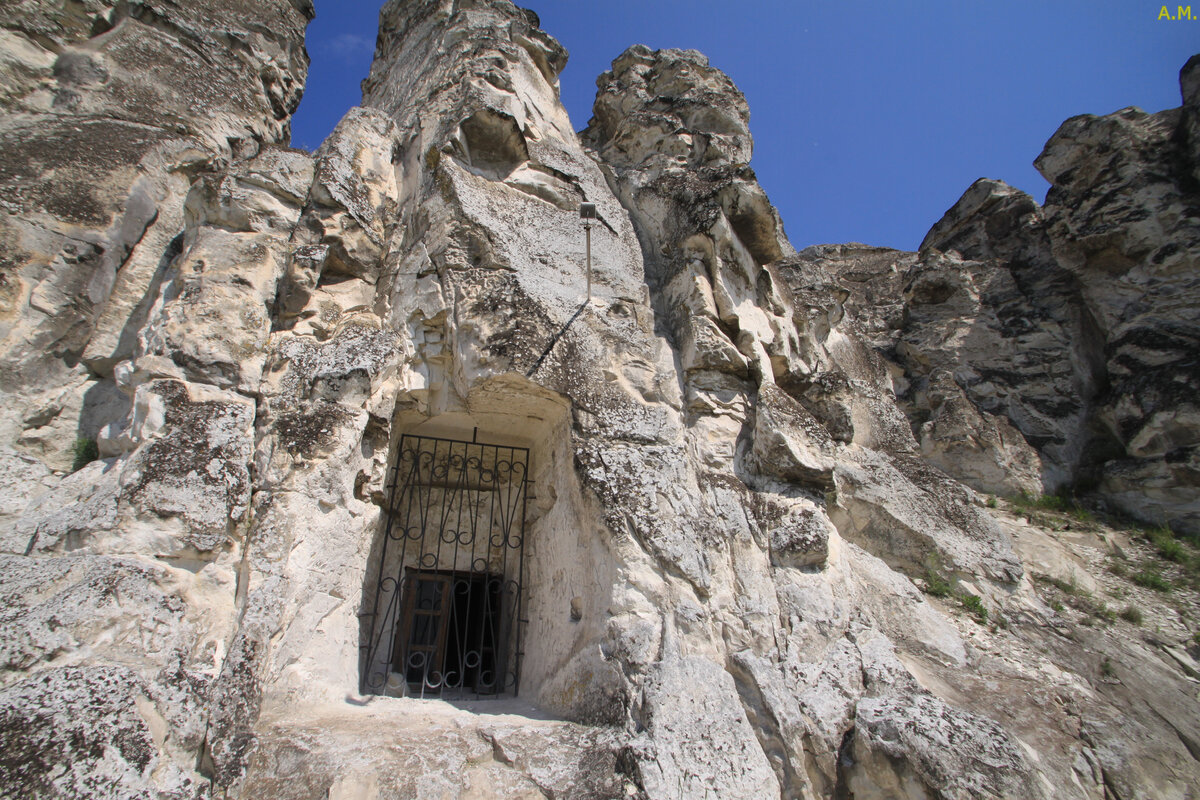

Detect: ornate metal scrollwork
[361, 434, 529, 699]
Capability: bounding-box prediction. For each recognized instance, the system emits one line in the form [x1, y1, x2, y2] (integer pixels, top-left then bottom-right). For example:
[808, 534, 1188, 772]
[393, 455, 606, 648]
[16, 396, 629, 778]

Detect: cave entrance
[361, 433, 529, 699]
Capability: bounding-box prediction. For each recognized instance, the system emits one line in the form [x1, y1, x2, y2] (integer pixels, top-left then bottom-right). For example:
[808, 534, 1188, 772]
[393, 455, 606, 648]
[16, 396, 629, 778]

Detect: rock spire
[1, 2, 1198, 798]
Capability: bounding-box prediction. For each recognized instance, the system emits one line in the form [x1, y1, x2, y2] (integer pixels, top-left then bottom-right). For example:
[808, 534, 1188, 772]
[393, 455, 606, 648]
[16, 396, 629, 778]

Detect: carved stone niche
[360, 376, 625, 721]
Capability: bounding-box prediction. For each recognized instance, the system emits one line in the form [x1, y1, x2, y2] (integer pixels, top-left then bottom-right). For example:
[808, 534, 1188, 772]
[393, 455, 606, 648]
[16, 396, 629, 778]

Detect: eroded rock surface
[1034, 84, 1200, 535]
[1, 1, 1198, 798]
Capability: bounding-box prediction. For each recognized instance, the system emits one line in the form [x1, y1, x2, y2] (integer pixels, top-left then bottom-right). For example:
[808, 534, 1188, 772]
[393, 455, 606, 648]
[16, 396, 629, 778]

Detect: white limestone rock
[831, 449, 1022, 582]
[1, 2, 1199, 799]
[848, 691, 1045, 800]
[632, 654, 780, 800]
[0, 665, 206, 800]
[746, 383, 836, 491]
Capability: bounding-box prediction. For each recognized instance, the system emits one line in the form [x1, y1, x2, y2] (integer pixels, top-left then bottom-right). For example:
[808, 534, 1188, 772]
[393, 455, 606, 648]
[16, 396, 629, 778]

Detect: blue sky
[291, 1, 1199, 251]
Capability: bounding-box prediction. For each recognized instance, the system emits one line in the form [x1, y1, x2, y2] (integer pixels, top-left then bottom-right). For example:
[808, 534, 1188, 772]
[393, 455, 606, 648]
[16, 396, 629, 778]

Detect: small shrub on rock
[71, 438, 99, 472]
[958, 592, 988, 622]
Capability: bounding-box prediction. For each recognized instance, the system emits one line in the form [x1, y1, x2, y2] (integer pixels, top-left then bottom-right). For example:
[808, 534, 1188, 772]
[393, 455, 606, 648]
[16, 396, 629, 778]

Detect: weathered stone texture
[0, 1, 314, 797]
[1033, 87, 1200, 535]
[1, 1, 1198, 798]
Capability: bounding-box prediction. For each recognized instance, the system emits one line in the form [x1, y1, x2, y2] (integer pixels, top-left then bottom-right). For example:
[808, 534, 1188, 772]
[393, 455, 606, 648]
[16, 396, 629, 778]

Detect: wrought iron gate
[361, 433, 529, 699]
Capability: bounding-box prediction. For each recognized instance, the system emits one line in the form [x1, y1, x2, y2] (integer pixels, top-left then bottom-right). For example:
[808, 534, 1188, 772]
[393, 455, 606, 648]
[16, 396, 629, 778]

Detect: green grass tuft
[1012, 491, 1065, 512]
[1069, 505, 1094, 523]
[1038, 574, 1084, 596]
[1011, 490, 1093, 522]
[1131, 568, 1172, 592]
[920, 554, 954, 598]
[71, 438, 99, 472]
[1147, 525, 1186, 563]
[1119, 605, 1143, 625]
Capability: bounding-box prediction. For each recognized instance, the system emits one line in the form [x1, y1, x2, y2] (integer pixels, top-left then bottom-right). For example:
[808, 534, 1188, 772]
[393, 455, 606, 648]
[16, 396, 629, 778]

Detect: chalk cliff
[1, 2, 1198, 798]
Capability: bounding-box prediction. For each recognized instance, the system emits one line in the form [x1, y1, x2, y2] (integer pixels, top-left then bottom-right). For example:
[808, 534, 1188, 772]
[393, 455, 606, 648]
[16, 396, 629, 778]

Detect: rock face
[0, 2, 1198, 798]
[796, 69, 1200, 536]
[1034, 81, 1200, 536]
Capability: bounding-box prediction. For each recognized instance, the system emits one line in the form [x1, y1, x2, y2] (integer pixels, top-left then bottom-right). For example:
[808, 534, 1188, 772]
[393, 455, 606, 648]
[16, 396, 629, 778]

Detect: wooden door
[393, 571, 452, 689]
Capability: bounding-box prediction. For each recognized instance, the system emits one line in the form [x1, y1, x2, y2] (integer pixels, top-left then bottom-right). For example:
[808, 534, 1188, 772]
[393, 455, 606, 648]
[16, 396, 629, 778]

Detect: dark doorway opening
[393, 569, 503, 696]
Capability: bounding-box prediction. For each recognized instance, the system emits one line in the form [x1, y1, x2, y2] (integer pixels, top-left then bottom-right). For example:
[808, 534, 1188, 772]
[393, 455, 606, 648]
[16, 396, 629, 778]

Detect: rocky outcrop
[790, 183, 1099, 501]
[1, 1, 1198, 798]
[1033, 65, 1200, 535]
[0, 0, 313, 508]
[794, 119, 1200, 538]
[0, 1, 314, 795]
[917, 180, 1102, 489]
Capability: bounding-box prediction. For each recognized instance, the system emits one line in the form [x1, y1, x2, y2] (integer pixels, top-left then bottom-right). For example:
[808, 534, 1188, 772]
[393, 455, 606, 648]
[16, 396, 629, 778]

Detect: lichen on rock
[1, 1, 1199, 798]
